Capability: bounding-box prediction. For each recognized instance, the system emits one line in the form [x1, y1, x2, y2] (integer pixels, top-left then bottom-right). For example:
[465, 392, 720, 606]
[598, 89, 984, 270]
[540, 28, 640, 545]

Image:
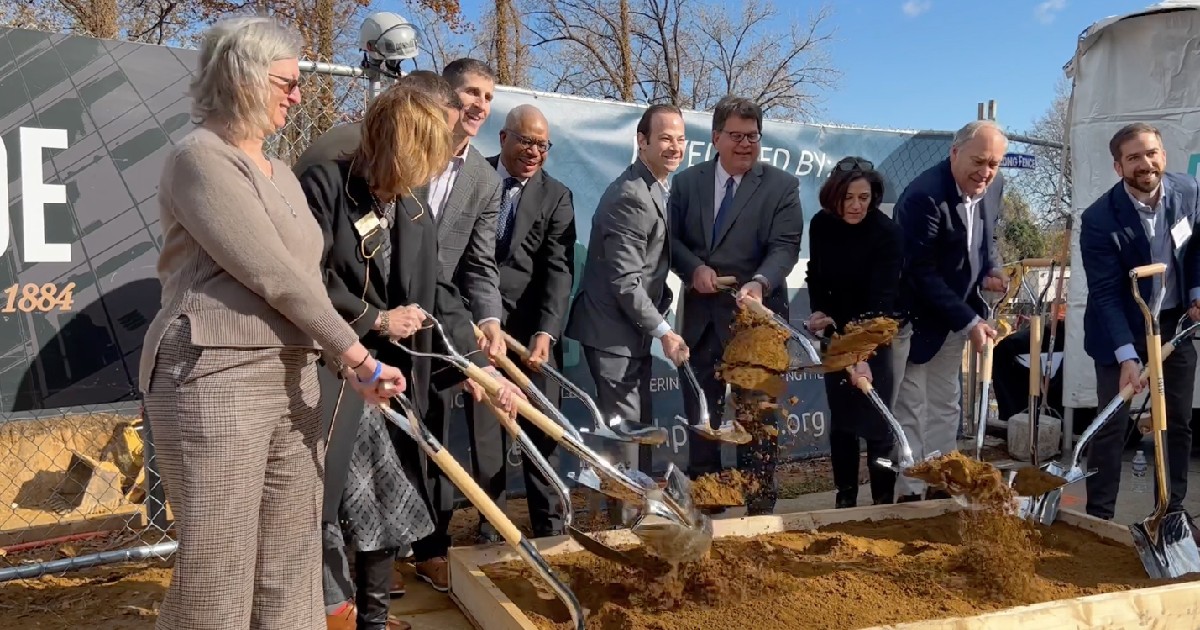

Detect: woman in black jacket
[805, 156, 904, 508]
[298, 83, 521, 630]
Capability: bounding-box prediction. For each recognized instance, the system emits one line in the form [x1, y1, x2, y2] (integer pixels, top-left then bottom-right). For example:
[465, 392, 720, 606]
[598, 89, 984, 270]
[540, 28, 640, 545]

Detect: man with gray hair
[891, 120, 1010, 502]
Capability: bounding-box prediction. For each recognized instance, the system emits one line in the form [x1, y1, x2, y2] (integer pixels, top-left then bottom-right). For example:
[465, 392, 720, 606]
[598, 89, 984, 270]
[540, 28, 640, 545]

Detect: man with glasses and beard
[1079, 122, 1200, 521]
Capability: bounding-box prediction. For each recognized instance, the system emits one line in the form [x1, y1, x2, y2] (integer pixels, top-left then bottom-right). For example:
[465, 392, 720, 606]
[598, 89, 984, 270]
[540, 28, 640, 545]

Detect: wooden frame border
[447, 500, 1200, 630]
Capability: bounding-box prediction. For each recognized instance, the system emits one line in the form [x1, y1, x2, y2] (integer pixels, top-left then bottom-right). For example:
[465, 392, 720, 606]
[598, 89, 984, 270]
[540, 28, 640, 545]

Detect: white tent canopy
[1063, 0, 1200, 410]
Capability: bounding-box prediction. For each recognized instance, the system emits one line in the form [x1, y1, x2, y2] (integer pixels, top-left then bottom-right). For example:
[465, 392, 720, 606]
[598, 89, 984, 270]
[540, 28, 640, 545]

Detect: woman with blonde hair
[140, 16, 406, 630]
[300, 81, 521, 630]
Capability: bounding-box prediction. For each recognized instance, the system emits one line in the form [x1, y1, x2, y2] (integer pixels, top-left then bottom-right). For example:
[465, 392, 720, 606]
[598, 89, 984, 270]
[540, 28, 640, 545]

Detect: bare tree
[1019, 76, 1072, 228]
[690, 1, 837, 119]
[404, 0, 479, 72]
[524, 0, 637, 101]
[522, 0, 837, 118]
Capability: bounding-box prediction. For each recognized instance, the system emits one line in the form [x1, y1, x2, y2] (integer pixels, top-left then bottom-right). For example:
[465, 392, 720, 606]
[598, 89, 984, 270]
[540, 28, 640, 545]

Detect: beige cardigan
[138, 127, 359, 392]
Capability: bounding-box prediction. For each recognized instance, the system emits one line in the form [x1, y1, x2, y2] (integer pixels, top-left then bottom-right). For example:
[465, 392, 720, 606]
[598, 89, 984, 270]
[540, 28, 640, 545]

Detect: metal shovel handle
[475, 327, 584, 441]
[849, 368, 915, 469]
[502, 332, 609, 434]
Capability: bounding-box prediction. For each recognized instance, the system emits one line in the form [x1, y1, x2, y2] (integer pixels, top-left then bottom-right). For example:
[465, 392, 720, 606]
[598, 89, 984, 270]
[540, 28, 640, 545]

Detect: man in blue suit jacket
[892, 120, 1010, 502]
[1080, 122, 1200, 521]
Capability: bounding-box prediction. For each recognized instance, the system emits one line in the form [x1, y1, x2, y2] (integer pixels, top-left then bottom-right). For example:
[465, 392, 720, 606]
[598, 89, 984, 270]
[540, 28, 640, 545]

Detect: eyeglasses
[722, 131, 762, 144]
[504, 129, 552, 153]
[269, 74, 300, 93]
[835, 157, 874, 172]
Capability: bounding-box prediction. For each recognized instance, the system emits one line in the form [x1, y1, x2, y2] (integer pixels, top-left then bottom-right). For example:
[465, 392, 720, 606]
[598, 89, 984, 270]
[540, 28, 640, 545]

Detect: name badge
[354, 212, 382, 237]
[1171, 217, 1192, 250]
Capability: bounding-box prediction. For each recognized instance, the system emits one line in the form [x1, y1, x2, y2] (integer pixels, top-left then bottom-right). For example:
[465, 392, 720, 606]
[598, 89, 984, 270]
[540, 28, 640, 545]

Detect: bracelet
[357, 361, 383, 384]
[350, 354, 369, 370]
[379, 310, 391, 334]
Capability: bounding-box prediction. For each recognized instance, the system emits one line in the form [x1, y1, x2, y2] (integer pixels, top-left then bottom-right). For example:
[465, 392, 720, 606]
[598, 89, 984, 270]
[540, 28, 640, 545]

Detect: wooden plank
[448, 504, 1198, 630]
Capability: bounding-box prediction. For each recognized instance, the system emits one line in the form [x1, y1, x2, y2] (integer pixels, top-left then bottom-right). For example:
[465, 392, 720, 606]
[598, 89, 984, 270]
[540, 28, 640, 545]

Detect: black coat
[298, 158, 489, 416]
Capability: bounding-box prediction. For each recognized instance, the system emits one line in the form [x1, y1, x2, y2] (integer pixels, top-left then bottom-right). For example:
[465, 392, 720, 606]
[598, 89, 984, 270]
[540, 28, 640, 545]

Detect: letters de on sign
[0, 127, 73, 263]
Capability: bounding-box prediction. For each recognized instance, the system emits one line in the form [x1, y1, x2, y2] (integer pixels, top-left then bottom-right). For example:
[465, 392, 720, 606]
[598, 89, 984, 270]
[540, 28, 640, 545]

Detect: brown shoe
[390, 563, 406, 597]
[326, 601, 412, 630]
[414, 556, 450, 592]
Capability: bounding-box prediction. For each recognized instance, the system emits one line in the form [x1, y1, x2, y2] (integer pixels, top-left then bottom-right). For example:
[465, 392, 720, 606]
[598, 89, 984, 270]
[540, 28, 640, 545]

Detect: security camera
[359, 12, 421, 75]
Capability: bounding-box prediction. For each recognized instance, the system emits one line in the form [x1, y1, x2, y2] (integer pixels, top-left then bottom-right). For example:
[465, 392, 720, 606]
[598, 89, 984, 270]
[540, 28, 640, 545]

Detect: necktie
[496, 176, 521, 257]
[713, 176, 735, 243]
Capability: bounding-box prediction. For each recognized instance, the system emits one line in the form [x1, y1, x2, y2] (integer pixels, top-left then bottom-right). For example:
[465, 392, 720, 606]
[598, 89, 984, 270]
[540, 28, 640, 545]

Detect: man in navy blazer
[1080, 122, 1200, 521]
[891, 120, 1009, 502]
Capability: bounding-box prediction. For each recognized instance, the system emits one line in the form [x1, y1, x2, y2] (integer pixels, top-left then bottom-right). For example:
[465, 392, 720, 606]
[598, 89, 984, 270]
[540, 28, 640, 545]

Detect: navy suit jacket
[1080, 172, 1200, 366]
[895, 158, 1003, 365]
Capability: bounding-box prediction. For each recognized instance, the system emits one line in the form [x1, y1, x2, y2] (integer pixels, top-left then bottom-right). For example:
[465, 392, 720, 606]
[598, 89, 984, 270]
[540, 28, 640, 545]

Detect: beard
[1124, 168, 1162, 194]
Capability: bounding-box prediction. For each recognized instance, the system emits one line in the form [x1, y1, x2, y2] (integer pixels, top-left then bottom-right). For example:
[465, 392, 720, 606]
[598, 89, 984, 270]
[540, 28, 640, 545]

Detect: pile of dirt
[903, 451, 1040, 600]
[482, 512, 1191, 630]
[718, 308, 789, 397]
[1012, 465, 1067, 497]
[821, 316, 901, 373]
[690, 469, 761, 507]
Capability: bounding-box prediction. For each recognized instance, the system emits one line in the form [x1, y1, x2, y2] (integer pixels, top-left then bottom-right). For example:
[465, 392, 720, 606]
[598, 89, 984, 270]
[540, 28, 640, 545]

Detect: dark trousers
[826, 345, 897, 506]
[1086, 308, 1196, 520]
[411, 388, 457, 562]
[684, 325, 778, 514]
[471, 347, 564, 538]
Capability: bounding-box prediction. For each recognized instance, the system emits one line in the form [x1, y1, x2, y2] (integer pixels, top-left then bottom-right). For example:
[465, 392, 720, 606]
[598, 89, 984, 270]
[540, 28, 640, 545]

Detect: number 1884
[2, 283, 75, 313]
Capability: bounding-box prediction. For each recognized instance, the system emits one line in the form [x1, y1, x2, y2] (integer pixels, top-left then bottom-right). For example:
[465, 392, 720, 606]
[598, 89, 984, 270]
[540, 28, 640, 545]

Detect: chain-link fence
[0, 61, 375, 627]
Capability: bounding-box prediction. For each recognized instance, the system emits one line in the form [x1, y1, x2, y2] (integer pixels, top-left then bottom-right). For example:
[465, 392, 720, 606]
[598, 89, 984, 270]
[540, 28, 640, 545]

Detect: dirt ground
[0, 457, 845, 629]
[482, 511, 1197, 630]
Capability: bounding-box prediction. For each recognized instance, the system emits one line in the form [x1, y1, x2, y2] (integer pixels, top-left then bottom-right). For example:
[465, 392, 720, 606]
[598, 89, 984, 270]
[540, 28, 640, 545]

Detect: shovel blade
[631, 511, 714, 565]
[569, 526, 638, 567]
[1130, 511, 1200, 579]
[688, 420, 753, 445]
[584, 419, 670, 445]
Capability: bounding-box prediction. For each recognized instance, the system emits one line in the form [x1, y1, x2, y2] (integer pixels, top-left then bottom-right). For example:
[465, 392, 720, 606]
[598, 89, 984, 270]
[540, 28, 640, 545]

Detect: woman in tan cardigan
[139, 17, 405, 630]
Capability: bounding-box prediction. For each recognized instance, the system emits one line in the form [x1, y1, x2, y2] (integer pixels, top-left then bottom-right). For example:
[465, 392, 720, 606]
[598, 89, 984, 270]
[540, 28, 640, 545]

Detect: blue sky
[410, 0, 1153, 134]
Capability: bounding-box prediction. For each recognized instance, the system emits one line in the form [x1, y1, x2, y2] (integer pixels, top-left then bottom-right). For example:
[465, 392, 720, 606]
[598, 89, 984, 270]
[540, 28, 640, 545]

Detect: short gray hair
[951, 120, 1007, 150]
[189, 17, 302, 140]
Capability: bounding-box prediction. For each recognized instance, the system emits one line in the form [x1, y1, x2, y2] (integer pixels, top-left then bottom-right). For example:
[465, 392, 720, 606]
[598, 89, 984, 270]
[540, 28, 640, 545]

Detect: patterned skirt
[338, 404, 434, 553]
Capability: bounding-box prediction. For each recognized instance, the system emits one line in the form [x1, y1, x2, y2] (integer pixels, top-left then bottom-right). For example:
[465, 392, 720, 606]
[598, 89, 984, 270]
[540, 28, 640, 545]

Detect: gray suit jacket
[565, 159, 672, 358]
[669, 159, 804, 347]
[425, 144, 504, 322]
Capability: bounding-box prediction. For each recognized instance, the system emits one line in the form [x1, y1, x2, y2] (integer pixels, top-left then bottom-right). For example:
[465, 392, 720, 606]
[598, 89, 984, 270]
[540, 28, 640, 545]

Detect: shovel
[471, 327, 635, 564]
[679, 359, 753, 444]
[502, 333, 667, 446]
[1024, 315, 1200, 525]
[390, 313, 713, 564]
[973, 285, 1005, 459]
[375, 392, 585, 630]
[1126, 262, 1200, 579]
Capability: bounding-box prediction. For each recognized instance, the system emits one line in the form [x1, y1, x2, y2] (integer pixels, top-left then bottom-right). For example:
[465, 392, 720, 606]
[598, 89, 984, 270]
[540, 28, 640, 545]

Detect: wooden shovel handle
[979, 336, 995, 383]
[847, 366, 872, 394]
[715, 275, 739, 289]
[462, 362, 566, 442]
[1117, 339, 1180, 400]
[1132, 263, 1168, 278]
[504, 332, 533, 362]
[1028, 314, 1043, 397]
[425, 430, 525, 543]
[1019, 258, 1055, 268]
[474, 326, 534, 390]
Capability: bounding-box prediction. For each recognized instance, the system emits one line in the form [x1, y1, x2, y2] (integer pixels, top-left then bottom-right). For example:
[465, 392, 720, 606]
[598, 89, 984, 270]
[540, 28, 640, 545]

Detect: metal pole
[0, 542, 177, 583]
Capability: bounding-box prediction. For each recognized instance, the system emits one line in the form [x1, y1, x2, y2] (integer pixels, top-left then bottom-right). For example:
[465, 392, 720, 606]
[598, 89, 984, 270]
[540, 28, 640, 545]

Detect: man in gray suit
[409, 58, 511, 591]
[669, 95, 804, 516]
[566, 104, 692, 478]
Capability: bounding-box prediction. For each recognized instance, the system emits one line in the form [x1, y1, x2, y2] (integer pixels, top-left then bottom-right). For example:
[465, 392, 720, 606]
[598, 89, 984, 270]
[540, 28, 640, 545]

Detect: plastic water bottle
[1131, 450, 1149, 493]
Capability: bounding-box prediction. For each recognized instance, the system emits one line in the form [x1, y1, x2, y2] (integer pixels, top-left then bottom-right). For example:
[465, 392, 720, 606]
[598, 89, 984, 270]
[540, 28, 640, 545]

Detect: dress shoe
[834, 487, 857, 509]
[325, 601, 411, 630]
[897, 493, 923, 503]
[414, 556, 450, 592]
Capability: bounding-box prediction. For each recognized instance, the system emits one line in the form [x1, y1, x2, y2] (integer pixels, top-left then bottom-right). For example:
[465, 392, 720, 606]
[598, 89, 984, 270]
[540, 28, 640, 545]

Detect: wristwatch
[752, 274, 772, 293]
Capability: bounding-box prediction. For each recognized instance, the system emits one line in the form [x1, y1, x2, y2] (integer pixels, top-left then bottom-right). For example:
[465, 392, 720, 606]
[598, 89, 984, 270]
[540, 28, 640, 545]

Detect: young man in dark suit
[669, 95, 805, 515]
[1079, 122, 1200, 520]
[891, 120, 1009, 502]
[472, 104, 577, 540]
